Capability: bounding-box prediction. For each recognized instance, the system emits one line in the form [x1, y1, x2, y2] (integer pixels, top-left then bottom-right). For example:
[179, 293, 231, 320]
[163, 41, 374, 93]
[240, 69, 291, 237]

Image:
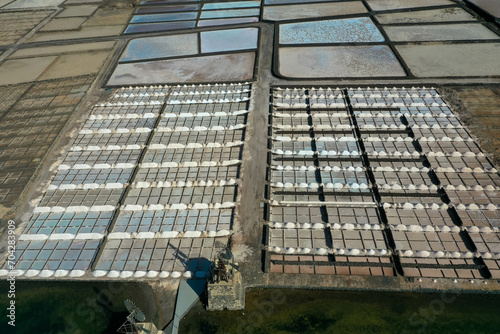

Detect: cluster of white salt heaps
[148, 141, 243, 150]
[378, 184, 438, 191]
[272, 136, 356, 142]
[391, 224, 461, 233]
[372, 166, 429, 172]
[455, 203, 498, 211]
[274, 87, 342, 92]
[331, 223, 382, 230]
[268, 246, 390, 256]
[107, 230, 229, 240]
[122, 202, 235, 212]
[269, 222, 326, 229]
[89, 113, 157, 120]
[272, 182, 369, 190]
[133, 178, 237, 189]
[18, 233, 105, 241]
[268, 222, 383, 231]
[33, 205, 116, 214]
[273, 124, 351, 130]
[398, 250, 500, 259]
[463, 226, 498, 233]
[91, 270, 207, 279]
[273, 165, 365, 172]
[274, 102, 345, 108]
[273, 149, 360, 156]
[48, 183, 126, 191]
[58, 163, 135, 170]
[273, 92, 343, 99]
[418, 136, 473, 142]
[411, 124, 462, 129]
[347, 88, 439, 98]
[162, 109, 248, 118]
[427, 151, 485, 157]
[312, 112, 348, 118]
[70, 144, 142, 151]
[368, 151, 421, 157]
[382, 203, 449, 210]
[98, 101, 163, 107]
[311, 102, 346, 108]
[356, 111, 452, 119]
[356, 112, 399, 118]
[140, 159, 241, 168]
[364, 136, 414, 142]
[156, 123, 245, 132]
[360, 124, 406, 130]
[391, 224, 499, 234]
[273, 112, 305, 118]
[114, 82, 248, 93]
[443, 185, 499, 191]
[79, 127, 152, 135]
[435, 167, 497, 173]
[170, 88, 250, 96]
[168, 97, 249, 104]
[0, 269, 89, 278]
[352, 101, 446, 108]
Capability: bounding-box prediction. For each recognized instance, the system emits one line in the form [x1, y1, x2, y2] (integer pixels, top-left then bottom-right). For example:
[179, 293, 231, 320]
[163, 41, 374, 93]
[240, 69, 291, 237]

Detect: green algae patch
[0, 281, 135, 334]
[180, 288, 500, 334]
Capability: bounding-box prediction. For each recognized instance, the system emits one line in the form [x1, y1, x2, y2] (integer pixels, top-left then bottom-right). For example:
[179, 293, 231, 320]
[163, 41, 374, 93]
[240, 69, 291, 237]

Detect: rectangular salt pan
[120, 34, 198, 62]
[200, 8, 260, 19]
[197, 17, 258, 27]
[135, 4, 199, 14]
[202, 1, 261, 10]
[130, 12, 198, 23]
[279, 18, 385, 44]
[201, 28, 258, 53]
[125, 21, 196, 34]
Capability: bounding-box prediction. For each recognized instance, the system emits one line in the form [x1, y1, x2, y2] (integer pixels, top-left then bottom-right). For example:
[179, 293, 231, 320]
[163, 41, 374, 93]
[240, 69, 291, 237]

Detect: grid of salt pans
[4, 83, 250, 280]
[347, 88, 498, 278]
[268, 87, 394, 276]
[4, 88, 162, 278]
[267, 87, 500, 279]
[94, 83, 250, 278]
